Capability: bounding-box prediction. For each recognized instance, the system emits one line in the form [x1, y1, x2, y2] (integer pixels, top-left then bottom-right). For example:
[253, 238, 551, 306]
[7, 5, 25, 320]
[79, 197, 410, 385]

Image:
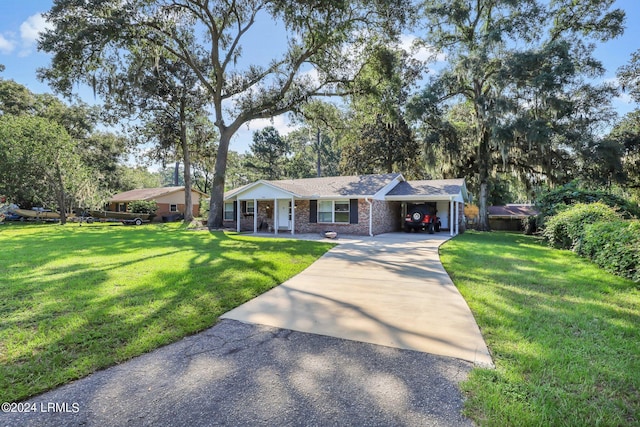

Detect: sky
[0, 0, 639, 156]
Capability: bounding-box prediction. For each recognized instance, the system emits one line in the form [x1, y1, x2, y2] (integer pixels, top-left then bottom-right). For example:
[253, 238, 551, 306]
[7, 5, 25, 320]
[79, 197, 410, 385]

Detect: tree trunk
[179, 99, 194, 223]
[316, 128, 321, 177]
[476, 129, 491, 232]
[207, 128, 232, 229]
[53, 162, 67, 225]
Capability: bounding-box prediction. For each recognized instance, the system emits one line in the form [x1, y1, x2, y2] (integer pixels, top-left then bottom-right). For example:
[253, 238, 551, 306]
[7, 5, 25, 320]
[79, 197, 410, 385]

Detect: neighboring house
[108, 186, 208, 219]
[223, 173, 469, 237]
[488, 204, 539, 231]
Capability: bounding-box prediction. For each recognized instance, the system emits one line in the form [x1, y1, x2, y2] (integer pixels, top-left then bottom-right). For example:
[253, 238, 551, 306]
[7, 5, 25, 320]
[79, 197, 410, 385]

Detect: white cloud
[0, 34, 16, 54]
[399, 34, 446, 63]
[20, 14, 52, 45]
[245, 115, 296, 136]
[603, 77, 632, 104]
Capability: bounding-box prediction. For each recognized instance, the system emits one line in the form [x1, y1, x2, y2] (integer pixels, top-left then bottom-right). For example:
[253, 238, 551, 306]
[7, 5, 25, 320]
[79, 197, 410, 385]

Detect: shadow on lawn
[0, 226, 332, 402]
[442, 232, 639, 425]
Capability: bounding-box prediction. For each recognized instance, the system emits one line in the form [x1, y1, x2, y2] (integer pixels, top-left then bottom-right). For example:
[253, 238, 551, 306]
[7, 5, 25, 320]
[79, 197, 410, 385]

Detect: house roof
[110, 186, 207, 202]
[488, 204, 539, 218]
[385, 179, 468, 201]
[226, 173, 403, 199]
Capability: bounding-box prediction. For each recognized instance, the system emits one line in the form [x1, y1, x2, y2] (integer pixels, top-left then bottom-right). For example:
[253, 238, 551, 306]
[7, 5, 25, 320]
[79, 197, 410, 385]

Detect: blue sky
[1, 0, 638, 154]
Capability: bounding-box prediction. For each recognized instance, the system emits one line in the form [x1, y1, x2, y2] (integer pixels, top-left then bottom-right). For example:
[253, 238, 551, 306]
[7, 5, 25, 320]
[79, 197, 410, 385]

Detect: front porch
[234, 198, 296, 235]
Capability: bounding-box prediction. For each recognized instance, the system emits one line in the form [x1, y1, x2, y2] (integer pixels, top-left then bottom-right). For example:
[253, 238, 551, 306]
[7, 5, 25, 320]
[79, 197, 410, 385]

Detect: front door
[278, 201, 291, 230]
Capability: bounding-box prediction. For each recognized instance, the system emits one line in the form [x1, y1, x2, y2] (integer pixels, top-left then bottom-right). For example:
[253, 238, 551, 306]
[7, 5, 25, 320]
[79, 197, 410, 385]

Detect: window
[245, 200, 255, 214]
[318, 200, 349, 223]
[224, 202, 234, 221]
[170, 204, 178, 212]
[117, 203, 126, 212]
[335, 201, 350, 223]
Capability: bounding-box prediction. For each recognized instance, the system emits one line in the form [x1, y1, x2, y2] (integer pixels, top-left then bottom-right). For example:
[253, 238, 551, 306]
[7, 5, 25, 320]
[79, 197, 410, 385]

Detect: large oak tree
[413, 0, 624, 230]
[39, 0, 410, 228]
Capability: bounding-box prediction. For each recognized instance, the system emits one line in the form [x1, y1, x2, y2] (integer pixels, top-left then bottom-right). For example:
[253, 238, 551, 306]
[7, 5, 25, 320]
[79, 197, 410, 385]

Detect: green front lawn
[0, 223, 333, 402]
[440, 232, 639, 426]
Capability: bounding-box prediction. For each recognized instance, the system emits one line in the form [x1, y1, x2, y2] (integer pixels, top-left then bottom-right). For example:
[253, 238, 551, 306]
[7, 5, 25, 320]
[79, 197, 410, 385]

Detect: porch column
[253, 198, 257, 234]
[454, 201, 459, 235]
[291, 197, 295, 235]
[274, 199, 278, 235]
[236, 199, 241, 233]
[450, 198, 454, 237]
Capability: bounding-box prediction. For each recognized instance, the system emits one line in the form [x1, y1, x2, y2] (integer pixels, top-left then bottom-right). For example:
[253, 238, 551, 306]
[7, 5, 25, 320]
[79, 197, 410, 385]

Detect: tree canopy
[410, 0, 624, 230]
[39, 0, 412, 228]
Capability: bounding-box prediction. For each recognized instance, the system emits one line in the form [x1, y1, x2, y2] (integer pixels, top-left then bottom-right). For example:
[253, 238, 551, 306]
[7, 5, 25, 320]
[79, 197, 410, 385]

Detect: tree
[0, 115, 94, 223]
[289, 100, 345, 178]
[39, 0, 411, 229]
[413, 0, 624, 230]
[341, 114, 420, 176]
[608, 111, 640, 200]
[618, 49, 640, 102]
[341, 45, 423, 177]
[0, 79, 124, 210]
[0, 79, 38, 116]
[103, 50, 216, 222]
[245, 126, 289, 180]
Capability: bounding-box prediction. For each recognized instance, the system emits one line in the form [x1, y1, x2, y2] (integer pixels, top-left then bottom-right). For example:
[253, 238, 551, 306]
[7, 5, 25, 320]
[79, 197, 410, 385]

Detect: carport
[384, 179, 469, 236]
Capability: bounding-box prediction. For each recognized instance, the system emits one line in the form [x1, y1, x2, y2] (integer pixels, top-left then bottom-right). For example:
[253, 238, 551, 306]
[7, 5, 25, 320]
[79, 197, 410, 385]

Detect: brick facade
[224, 199, 403, 236]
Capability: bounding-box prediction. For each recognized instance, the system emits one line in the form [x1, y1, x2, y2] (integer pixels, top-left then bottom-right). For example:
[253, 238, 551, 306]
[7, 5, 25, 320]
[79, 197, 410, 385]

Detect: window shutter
[350, 199, 359, 224]
[241, 201, 246, 214]
[233, 201, 237, 219]
[309, 200, 317, 223]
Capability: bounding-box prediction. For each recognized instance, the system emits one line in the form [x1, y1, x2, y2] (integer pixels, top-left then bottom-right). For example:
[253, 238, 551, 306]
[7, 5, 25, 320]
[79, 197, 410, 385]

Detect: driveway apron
[223, 233, 493, 367]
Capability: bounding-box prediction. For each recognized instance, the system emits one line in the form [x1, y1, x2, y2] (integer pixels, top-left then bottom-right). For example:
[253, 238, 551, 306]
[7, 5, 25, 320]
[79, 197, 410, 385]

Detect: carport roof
[385, 179, 468, 201]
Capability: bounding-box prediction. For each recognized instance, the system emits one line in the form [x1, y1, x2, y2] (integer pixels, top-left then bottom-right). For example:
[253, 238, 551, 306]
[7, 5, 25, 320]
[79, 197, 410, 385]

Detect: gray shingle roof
[111, 186, 207, 202]
[385, 179, 466, 198]
[227, 173, 403, 199]
[488, 204, 539, 217]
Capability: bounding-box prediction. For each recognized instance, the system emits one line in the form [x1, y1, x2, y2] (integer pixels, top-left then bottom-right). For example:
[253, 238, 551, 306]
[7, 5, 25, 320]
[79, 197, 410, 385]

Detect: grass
[440, 231, 640, 426]
[0, 222, 333, 402]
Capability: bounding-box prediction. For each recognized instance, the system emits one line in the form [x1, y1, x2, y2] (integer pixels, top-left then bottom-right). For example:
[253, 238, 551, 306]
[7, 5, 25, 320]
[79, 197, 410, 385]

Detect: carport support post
[455, 201, 459, 235]
[450, 198, 454, 237]
[253, 198, 257, 234]
[236, 199, 241, 233]
[274, 199, 278, 235]
[291, 197, 295, 235]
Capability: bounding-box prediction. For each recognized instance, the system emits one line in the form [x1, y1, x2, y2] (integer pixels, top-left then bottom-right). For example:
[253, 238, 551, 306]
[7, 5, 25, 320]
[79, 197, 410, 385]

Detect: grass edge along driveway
[0, 223, 333, 402]
[440, 231, 639, 426]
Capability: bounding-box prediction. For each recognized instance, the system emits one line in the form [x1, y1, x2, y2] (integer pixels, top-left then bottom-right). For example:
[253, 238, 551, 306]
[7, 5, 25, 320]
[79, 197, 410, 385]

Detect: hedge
[536, 181, 640, 220]
[582, 220, 640, 282]
[542, 202, 620, 251]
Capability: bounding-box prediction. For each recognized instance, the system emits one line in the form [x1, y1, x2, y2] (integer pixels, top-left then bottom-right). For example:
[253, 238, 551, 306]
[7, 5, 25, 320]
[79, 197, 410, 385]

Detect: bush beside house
[542, 202, 639, 283]
[582, 220, 640, 282]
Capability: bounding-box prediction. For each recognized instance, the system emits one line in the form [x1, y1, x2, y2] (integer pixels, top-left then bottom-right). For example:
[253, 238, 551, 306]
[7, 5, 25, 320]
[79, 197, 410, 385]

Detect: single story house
[223, 173, 469, 236]
[109, 186, 208, 219]
[488, 204, 539, 231]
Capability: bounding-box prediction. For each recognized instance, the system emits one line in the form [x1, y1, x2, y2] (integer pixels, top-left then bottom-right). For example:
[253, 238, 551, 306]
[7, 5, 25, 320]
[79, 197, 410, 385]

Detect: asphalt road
[2, 320, 474, 426]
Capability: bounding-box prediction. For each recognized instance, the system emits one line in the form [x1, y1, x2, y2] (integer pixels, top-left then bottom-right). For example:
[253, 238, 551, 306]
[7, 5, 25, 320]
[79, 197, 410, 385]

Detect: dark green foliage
[245, 127, 290, 180]
[537, 181, 640, 219]
[542, 202, 620, 251]
[127, 200, 158, 215]
[582, 220, 640, 282]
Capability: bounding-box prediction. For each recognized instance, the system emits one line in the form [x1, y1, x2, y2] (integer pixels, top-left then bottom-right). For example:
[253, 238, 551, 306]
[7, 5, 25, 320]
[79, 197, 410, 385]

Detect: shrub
[543, 202, 620, 251]
[582, 220, 640, 282]
[199, 198, 210, 219]
[127, 200, 158, 215]
[536, 181, 640, 223]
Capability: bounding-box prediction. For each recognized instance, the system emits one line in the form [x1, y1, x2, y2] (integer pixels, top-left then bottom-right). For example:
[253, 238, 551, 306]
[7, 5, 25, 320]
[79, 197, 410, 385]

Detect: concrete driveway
[223, 233, 493, 367]
[3, 233, 489, 427]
